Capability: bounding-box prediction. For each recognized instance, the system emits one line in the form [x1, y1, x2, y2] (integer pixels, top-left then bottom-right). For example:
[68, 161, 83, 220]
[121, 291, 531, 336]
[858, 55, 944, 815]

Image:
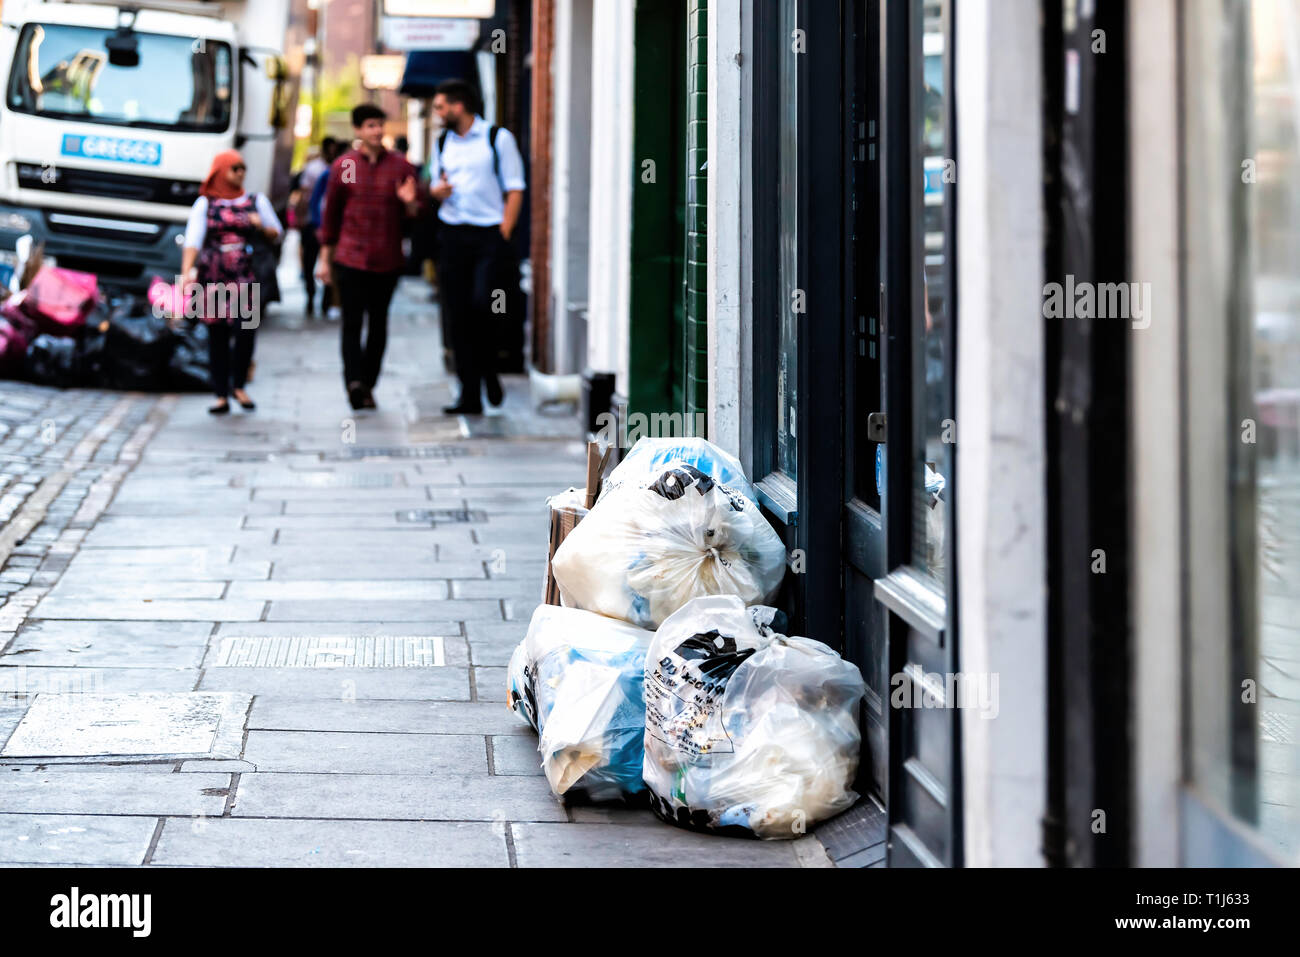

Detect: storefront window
[1240, 0, 1300, 858]
[776, 0, 799, 480]
[912, 0, 951, 583]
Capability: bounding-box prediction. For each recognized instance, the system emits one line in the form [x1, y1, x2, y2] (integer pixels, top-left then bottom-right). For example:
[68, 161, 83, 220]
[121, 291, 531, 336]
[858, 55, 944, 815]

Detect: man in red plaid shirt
[316, 104, 422, 410]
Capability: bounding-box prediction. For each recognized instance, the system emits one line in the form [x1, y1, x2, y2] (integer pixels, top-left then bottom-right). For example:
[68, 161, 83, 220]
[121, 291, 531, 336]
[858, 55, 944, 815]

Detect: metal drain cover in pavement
[326, 445, 470, 460]
[1, 692, 251, 761]
[214, 635, 446, 667]
[1262, 710, 1295, 744]
[225, 451, 276, 462]
[247, 471, 401, 488]
[397, 508, 487, 525]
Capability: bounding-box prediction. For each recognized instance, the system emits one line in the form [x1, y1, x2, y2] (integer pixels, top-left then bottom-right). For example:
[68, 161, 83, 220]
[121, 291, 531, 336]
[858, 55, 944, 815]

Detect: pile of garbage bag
[507, 604, 653, 802]
[507, 436, 866, 840]
[0, 265, 210, 392]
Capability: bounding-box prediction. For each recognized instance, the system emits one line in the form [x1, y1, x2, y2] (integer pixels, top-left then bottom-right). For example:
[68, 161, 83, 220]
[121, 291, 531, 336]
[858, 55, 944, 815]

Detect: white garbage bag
[599, 436, 759, 506]
[551, 463, 786, 629]
[643, 595, 866, 839]
[506, 604, 653, 801]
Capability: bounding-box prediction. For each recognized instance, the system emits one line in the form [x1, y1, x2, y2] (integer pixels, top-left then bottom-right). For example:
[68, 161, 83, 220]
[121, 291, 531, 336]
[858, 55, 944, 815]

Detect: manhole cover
[325, 445, 470, 460]
[397, 508, 487, 525]
[1261, 710, 1295, 744]
[1, 692, 251, 761]
[225, 452, 275, 462]
[214, 635, 446, 667]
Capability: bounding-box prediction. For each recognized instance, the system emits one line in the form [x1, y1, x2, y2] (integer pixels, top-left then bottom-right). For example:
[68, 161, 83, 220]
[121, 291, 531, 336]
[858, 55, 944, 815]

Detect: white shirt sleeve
[496, 128, 526, 192]
[255, 193, 283, 236]
[183, 196, 209, 250]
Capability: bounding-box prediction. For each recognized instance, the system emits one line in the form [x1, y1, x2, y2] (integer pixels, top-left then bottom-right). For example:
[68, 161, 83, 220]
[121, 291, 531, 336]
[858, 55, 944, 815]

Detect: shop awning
[399, 50, 477, 98]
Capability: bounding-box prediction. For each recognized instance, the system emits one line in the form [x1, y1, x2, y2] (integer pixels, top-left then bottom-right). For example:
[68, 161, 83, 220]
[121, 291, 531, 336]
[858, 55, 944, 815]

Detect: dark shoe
[442, 403, 483, 416]
[208, 400, 230, 415]
[347, 382, 366, 410]
[232, 390, 256, 411]
[485, 379, 504, 407]
[361, 391, 377, 410]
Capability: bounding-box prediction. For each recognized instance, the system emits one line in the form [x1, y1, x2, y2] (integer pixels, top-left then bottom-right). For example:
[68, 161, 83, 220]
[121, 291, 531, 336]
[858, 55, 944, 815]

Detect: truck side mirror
[266, 55, 289, 129]
[264, 55, 287, 82]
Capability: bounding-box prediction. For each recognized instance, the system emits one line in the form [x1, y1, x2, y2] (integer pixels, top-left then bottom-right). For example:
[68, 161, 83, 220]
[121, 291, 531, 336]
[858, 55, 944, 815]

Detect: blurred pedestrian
[181, 149, 281, 415]
[316, 104, 423, 410]
[291, 136, 338, 318]
[429, 79, 526, 416]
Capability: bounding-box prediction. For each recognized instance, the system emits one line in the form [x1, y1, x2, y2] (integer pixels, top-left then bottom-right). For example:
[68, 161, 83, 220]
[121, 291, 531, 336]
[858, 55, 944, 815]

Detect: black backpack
[436, 124, 503, 190]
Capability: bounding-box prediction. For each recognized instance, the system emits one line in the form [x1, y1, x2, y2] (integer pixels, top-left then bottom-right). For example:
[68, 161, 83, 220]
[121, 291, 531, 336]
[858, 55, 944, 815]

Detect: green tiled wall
[683, 0, 709, 433]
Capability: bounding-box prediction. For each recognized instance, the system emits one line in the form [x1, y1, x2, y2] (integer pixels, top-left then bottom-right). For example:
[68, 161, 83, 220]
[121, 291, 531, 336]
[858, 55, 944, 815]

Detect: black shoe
[485, 379, 504, 407]
[208, 400, 230, 415]
[442, 403, 483, 416]
[361, 391, 377, 410]
[347, 382, 366, 410]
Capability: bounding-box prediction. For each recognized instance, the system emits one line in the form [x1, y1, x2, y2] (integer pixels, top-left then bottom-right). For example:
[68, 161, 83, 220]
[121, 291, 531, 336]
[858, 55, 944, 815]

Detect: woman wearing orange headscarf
[181, 150, 282, 414]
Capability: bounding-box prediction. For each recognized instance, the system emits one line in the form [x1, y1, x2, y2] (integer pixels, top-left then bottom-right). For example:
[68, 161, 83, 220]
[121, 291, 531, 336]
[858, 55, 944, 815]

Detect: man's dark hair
[394, 135, 409, 154]
[434, 79, 481, 115]
[351, 103, 387, 128]
[320, 136, 339, 160]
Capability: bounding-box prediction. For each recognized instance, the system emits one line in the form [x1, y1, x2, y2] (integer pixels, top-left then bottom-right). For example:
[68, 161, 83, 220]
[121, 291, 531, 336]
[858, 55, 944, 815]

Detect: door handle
[867, 412, 887, 443]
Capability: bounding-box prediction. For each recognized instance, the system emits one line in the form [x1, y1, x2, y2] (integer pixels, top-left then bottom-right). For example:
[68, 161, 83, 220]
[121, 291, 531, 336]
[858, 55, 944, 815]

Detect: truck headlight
[0, 212, 33, 232]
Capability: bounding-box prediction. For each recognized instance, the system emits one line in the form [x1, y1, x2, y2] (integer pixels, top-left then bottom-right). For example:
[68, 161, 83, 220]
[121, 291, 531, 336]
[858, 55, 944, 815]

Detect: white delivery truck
[0, 0, 297, 289]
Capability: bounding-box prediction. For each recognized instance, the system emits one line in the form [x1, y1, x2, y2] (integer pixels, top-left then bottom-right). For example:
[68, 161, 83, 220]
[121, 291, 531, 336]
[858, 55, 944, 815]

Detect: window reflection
[914, 0, 950, 583]
[1245, 0, 1300, 859]
[777, 0, 799, 480]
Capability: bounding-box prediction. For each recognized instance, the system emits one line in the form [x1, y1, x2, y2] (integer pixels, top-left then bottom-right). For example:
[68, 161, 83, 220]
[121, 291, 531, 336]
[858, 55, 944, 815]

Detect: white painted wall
[955, 0, 1048, 868]
[549, 0, 593, 375]
[707, 0, 751, 459]
[1129, 0, 1182, 868]
[585, 0, 635, 389]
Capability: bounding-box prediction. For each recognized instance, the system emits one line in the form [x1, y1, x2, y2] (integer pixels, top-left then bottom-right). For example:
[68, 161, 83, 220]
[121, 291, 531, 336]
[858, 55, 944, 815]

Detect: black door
[842, 0, 889, 808]
[868, 0, 961, 868]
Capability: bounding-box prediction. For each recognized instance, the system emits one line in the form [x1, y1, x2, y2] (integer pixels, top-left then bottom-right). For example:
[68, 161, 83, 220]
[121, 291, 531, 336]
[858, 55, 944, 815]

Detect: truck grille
[15, 162, 201, 207]
[46, 212, 165, 246]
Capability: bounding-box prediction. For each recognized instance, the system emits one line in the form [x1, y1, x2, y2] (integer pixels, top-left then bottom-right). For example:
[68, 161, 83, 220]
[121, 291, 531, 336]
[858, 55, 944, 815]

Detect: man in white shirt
[429, 79, 526, 415]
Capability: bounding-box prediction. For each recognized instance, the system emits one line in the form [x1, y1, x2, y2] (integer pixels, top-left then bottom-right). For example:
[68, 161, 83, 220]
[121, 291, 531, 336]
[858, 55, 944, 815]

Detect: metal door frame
[874, 0, 962, 867]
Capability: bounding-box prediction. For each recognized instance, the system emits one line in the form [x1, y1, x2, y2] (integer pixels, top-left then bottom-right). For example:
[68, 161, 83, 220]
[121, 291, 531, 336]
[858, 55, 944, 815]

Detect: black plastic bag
[101, 311, 175, 390]
[167, 320, 210, 392]
[24, 335, 82, 388]
[78, 329, 108, 385]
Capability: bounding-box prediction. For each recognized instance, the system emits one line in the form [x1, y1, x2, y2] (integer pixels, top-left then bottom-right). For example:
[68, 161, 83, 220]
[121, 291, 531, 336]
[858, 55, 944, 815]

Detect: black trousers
[333, 263, 400, 390]
[297, 227, 333, 313]
[438, 224, 512, 409]
[208, 321, 256, 399]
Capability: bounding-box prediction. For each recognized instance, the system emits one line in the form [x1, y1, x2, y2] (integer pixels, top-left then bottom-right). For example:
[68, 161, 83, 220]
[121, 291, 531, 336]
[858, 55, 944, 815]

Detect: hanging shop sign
[381, 16, 481, 51]
[382, 0, 495, 18]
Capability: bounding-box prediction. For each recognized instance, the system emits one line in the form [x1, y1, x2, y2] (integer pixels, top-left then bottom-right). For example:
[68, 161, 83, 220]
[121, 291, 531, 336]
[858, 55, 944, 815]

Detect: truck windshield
[6, 23, 232, 132]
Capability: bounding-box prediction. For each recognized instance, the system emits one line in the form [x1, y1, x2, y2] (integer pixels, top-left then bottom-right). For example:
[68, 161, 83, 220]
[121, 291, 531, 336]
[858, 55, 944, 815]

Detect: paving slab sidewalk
[0, 280, 818, 868]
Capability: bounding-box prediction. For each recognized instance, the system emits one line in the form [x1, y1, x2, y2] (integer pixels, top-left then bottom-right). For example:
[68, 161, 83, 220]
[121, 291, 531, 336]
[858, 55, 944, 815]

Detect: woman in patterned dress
[181, 150, 282, 414]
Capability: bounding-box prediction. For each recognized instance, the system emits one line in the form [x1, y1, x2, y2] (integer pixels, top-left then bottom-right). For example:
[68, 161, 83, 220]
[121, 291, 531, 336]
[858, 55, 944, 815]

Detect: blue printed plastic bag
[599, 436, 759, 507]
[507, 604, 653, 801]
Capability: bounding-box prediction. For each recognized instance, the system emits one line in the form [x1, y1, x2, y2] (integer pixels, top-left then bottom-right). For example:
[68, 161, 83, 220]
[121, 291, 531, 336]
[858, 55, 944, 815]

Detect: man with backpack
[429, 79, 526, 416]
